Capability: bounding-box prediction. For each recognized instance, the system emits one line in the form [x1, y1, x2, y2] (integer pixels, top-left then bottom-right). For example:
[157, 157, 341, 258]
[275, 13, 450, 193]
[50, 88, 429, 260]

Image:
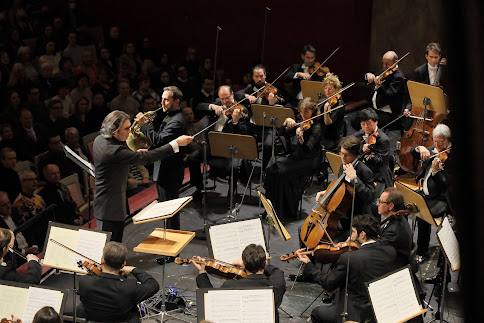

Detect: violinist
[377, 188, 412, 267]
[363, 51, 406, 129]
[265, 97, 322, 220]
[192, 244, 286, 322]
[354, 108, 393, 189]
[78, 242, 159, 322]
[0, 228, 41, 284]
[239, 64, 282, 107]
[295, 214, 397, 323]
[283, 45, 325, 106]
[411, 123, 452, 264]
[320, 74, 346, 151]
[315, 136, 375, 233]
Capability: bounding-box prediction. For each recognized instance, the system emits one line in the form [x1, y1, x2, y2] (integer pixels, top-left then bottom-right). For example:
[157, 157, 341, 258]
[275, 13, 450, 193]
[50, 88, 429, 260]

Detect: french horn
[126, 105, 163, 151]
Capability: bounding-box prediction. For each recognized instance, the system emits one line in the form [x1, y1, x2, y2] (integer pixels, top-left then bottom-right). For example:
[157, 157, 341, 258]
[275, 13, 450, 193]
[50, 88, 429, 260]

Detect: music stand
[208, 132, 258, 221]
[63, 144, 95, 228]
[301, 80, 325, 101]
[325, 151, 342, 178]
[395, 181, 440, 228]
[133, 199, 194, 322]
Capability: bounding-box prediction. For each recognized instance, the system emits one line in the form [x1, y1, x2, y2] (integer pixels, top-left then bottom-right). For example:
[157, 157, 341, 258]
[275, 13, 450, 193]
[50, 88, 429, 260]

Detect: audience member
[70, 73, 92, 110]
[0, 148, 21, 203]
[13, 108, 47, 162]
[109, 80, 139, 119]
[69, 97, 89, 137]
[86, 92, 110, 134]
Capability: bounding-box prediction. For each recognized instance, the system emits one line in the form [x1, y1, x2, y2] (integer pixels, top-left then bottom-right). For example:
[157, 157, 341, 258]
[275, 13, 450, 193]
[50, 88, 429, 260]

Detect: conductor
[93, 110, 193, 242]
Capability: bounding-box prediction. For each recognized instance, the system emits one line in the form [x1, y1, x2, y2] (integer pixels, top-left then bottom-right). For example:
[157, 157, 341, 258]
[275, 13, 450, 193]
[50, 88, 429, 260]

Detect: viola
[175, 257, 247, 280]
[77, 260, 102, 275]
[308, 62, 330, 77]
[281, 241, 359, 264]
[300, 145, 376, 249]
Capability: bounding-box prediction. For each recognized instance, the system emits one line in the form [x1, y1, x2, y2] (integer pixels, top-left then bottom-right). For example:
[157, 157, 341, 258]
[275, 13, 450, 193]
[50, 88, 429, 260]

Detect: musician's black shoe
[289, 274, 312, 282]
[156, 256, 177, 265]
[321, 291, 335, 304]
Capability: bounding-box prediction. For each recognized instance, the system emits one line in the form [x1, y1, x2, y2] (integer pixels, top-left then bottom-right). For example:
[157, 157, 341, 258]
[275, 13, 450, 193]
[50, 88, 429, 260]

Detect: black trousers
[156, 181, 181, 230]
[99, 219, 124, 242]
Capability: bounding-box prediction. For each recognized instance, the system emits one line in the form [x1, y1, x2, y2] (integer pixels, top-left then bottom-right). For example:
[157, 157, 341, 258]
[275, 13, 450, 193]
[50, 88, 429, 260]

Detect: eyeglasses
[376, 199, 391, 204]
[432, 140, 446, 145]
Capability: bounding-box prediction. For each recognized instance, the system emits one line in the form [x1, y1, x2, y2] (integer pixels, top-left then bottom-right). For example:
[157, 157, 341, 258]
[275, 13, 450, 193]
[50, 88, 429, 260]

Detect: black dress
[264, 119, 322, 219]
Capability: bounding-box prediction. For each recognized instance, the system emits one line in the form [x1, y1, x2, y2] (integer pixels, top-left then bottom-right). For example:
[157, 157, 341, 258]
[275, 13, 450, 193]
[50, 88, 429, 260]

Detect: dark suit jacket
[304, 240, 397, 323]
[338, 162, 375, 216]
[141, 109, 187, 185]
[79, 268, 159, 322]
[0, 165, 21, 203]
[195, 98, 250, 135]
[411, 145, 450, 200]
[370, 68, 406, 115]
[0, 259, 41, 284]
[414, 63, 448, 90]
[380, 215, 413, 267]
[38, 182, 79, 225]
[283, 63, 324, 95]
[13, 125, 48, 161]
[354, 128, 393, 187]
[196, 265, 286, 321]
[93, 135, 174, 222]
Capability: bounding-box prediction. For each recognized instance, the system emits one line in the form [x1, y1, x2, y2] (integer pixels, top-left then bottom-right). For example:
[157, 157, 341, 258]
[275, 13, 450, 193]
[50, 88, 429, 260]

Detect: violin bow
[49, 238, 100, 265]
[309, 46, 340, 78]
[428, 148, 451, 159]
[292, 82, 355, 127]
[260, 7, 271, 65]
[8, 247, 27, 260]
[377, 51, 410, 79]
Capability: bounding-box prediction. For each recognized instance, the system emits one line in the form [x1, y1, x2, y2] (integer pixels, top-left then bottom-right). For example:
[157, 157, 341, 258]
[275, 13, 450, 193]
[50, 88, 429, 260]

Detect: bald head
[382, 51, 398, 70]
[43, 164, 61, 184]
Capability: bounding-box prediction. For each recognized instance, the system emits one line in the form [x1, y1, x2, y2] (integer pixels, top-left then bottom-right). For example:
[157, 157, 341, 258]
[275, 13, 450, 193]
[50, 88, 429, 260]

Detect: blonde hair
[322, 74, 342, 91]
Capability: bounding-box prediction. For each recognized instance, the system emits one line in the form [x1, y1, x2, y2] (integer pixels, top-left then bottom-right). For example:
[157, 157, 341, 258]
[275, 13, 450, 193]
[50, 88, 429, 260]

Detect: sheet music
[209, 219, 267, 264]
[205, 289, 274, 323]
[0, 285, 29, 319]
[368, 267, 422, 323]
[64, 144, 95, 176]
[437, 217, 460, 271]
[22, 287, 63, 323]
[42, 226, 79, 270]
[133, 196, 192, 222]
[74, 229, 107, 268]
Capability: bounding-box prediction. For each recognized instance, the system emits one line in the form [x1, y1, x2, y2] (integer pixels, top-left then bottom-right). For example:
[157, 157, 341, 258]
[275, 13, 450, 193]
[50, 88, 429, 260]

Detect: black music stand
[208, 131, 258, 221]
[63, 144, 95, 228]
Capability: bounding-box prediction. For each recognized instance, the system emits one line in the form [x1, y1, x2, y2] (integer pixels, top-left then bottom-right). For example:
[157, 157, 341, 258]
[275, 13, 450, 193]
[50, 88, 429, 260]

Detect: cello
[300, 145, 375, 249]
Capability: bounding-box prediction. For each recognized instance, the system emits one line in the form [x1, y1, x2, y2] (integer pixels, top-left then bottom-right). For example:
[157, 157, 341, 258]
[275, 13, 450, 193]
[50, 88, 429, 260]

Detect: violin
[328, 93, 341, 106]
[300, 120, 313, 131]
[308, 62, 330, 77]
[175, 257, 247, 280]
[281, 241, 359, 264]
[364, 130, 379, 158]
[224, 102, 248, 118]
[259, 83, 285, 102]
[375, 52, 410, 84]
[77, 260, 102, 275]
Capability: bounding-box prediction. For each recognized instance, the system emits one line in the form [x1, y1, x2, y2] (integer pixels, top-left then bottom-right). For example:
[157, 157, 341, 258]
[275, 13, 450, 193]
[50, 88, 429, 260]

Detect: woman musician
[264, 97, 322, 220]
[320, 74, 346, 152]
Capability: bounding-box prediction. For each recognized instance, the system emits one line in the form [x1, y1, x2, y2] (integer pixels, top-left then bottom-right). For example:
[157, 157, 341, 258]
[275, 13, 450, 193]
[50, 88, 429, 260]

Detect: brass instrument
[126, 105, 164, 151]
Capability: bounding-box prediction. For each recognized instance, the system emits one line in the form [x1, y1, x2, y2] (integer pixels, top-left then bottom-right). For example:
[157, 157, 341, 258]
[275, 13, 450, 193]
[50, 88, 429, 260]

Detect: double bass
[300, 145, 375, 249]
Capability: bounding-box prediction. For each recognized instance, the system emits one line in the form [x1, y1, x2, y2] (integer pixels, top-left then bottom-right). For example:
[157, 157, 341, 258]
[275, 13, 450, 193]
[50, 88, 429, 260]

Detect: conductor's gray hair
[433, 123, 451, 140]
[100, 111, 130, 138]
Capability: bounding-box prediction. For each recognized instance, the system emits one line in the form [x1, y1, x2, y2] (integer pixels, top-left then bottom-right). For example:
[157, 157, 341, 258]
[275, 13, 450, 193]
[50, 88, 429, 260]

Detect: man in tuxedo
[136, 86, 188, 230]
[411, 123, 452, 263]
[354, 108, 393, 190]
[0, 228, 41, 283]
[364, 51, 406, 129]
[193, 244, 286, 322]
[78, 241, 159, 322]
[94, 110, 192, 242]
[377, 187, 413, 267]
[239, 64, 282, 108]
[283, 44, 325, 107]
[414, 42, 447, 89]
[296, 214, 398, 323]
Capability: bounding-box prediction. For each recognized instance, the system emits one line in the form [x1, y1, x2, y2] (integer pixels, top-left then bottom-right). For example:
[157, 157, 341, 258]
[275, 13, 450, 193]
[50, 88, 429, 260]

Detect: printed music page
[0, 285, 28, 319]
[204, 289, 274, 323]
[22, 287, 63, 323]
[74, 229, 108, 269]
[368, 267, 422, 323]
[209, 219, 267, 264]
[133, 196, 192, 222]
[437, 217, 460, 271]
[42, 226, 79, 271]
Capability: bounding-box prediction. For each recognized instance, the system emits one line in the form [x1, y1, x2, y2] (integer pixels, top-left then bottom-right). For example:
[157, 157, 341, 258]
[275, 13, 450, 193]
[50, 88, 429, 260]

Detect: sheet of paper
[204, 289, 274, 323]
[64, 144, 95, 176]
[0, 285, 29, 319]
[42, 226, 79, 271]
[133, 196, 192, 222]
[22, 287, 63, 323]
[437, 217, 460, 271]
[210, 219, 266, 264]
[368, 268, 422, 323]
[74, 229, 107, 268]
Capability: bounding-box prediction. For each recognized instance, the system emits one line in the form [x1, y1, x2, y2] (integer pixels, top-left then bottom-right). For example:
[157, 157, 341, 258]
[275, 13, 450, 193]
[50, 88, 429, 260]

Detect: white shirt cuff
[169, 140, 179, 153]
